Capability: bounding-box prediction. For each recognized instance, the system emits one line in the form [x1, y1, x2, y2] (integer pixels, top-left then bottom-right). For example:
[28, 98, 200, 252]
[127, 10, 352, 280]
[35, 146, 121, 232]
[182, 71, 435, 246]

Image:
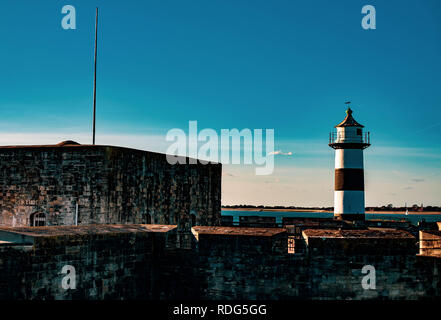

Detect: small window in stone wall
[357, 128, 362, 135]
[191, 213, 196, 227]
[146, 213, 152, 224]
[30, 212, 46, 227]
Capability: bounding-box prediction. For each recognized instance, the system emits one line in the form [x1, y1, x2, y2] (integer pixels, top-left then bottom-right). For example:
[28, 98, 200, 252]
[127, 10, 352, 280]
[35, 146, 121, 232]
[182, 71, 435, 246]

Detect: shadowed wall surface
[0, 143, 221, 246]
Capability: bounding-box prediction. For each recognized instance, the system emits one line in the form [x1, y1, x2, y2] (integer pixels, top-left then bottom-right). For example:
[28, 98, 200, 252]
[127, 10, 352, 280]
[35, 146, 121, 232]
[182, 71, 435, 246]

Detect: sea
[222, 210, 441, 226]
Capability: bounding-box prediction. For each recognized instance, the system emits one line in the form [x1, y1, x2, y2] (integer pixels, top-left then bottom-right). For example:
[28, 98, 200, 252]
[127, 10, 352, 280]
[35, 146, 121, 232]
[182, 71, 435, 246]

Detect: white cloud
[269, 150, 293, 156]
[222, 172, 235, 177]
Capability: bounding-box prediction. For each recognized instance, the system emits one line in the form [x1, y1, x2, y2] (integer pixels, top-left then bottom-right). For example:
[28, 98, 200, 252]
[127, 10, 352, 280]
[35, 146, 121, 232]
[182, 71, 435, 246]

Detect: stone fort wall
[1, 224, 440, 300]
[0, 143, 221, 246]
[0, 224, 176, 299]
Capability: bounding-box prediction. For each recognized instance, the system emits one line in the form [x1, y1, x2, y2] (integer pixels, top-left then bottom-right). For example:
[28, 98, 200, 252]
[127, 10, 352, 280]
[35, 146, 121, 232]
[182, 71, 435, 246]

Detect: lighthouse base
[334, 213, 365, 221]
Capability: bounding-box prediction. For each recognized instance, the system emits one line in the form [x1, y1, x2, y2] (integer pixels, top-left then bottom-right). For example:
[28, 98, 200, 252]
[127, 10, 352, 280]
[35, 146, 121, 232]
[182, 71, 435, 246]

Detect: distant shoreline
[221, 207, 441, 215]
[222, 208, 332, 213]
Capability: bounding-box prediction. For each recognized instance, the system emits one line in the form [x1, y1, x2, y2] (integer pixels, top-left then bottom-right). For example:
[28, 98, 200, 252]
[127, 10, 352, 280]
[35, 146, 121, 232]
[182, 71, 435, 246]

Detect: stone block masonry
[302, 228, 418, 255]
[0, 224, 176, 299]
[420, 230, 441, 257]
[0, 142, 221, 246]
[1, 224, 441, 300]
[177, 226, 441, 300]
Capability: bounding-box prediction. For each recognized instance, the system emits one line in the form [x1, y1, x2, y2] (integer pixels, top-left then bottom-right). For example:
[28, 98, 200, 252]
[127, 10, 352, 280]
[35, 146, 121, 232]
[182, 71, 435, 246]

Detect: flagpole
[92, 7, 98, 145]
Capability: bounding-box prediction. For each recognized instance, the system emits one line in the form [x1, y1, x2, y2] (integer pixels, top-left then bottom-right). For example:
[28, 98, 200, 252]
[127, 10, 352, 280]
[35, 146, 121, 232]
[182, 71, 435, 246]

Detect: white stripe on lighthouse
[334, 190, 365, 214]
[335, 149, 363, 169]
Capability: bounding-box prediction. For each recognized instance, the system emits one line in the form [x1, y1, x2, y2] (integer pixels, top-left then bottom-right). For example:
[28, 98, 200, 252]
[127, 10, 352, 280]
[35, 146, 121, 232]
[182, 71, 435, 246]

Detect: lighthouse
[329, 106, 370, 221]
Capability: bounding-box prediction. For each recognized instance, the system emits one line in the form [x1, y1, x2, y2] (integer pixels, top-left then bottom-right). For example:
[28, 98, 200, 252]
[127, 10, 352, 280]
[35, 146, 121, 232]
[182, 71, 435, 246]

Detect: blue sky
[0, 0, 440, 206]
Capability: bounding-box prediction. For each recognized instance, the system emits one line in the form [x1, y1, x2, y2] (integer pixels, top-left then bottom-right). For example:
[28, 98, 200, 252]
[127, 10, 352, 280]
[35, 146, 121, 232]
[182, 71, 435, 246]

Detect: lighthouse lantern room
[329, 106, 370, 221]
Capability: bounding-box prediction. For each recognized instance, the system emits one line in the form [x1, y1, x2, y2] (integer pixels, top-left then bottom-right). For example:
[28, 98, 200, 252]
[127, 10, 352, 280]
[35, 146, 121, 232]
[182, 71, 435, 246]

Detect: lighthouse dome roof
[335, 108, 364, 128]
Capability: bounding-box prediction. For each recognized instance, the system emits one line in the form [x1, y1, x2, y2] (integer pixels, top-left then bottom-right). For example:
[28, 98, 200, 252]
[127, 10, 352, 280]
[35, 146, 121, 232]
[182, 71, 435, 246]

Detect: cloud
[222, 172, 235, 177]
[412, 178, 425, 182]
[413, 121, 441, 134]
[403, 186, 413, 190]
[269, 150, 293, 156]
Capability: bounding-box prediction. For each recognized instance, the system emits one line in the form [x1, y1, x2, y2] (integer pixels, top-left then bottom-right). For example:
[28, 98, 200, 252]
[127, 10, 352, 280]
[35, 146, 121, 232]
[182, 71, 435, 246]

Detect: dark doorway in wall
[146, 213, 152, 224]
[191, 213, 196, 227]
[30, 212, 46, 226]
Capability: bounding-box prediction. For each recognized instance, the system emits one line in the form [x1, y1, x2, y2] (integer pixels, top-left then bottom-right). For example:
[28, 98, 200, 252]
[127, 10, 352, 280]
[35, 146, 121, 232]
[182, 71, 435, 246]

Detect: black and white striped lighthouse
[329, 106, 370, 221]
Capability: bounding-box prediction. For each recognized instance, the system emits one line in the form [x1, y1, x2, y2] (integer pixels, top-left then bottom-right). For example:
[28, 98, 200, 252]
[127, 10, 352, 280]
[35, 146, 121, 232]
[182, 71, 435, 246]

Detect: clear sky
[1, 0, 440, 206]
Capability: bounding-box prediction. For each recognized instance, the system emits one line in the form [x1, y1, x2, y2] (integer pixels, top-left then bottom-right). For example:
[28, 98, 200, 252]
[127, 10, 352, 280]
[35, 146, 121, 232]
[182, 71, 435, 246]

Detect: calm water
[222, 210, 441, 226]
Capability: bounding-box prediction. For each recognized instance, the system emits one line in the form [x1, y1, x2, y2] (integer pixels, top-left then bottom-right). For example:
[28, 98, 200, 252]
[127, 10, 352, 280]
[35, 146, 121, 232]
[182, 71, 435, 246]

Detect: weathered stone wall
[0, 145, 221, 245]
[306, 254, 441, 299]
[172, 230, 441, 300]
[303, 234, 418, 256]
[1, 224, 441, 300]
[220, 215, 234, 226]
[194, 231, 294, 300]
[0, 225, 175, 300]
[239, 216, 277, 228]
[420, 230, 441, 257]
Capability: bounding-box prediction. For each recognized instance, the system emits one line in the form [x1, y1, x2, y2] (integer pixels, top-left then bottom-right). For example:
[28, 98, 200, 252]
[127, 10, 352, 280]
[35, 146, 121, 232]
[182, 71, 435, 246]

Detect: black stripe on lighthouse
[334, 168, 364, 191]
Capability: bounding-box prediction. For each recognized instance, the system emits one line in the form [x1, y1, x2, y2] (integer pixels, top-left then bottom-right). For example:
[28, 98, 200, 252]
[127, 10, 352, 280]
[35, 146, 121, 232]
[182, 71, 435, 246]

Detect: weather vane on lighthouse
[329, 104, 370, 221]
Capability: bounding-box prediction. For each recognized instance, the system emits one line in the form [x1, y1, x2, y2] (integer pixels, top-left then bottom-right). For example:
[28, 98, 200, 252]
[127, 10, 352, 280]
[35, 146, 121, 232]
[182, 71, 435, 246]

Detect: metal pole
[75, 202, 79, 226]
[92, 7, 98, 145]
